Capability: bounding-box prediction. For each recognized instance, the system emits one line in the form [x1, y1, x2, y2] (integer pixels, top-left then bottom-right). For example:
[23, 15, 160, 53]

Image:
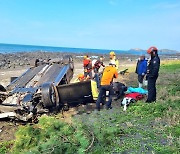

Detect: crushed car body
[0, 55, 128, 122]
[0, 55, 75, 121]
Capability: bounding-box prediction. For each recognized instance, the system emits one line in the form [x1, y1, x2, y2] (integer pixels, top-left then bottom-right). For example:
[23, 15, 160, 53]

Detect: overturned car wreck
[0, 56, 78, 121]
[0, 55, 128, 122]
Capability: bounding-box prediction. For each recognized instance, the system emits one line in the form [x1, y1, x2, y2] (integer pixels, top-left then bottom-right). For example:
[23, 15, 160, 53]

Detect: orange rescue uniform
[101, 66, 118, 86]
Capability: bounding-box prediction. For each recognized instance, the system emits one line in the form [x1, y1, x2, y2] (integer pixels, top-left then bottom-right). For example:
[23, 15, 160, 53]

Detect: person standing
[146, 46, 160, 103]
[96, 61, 118, 111]
[83, 55, 92, 79]
[135, 55, 147, 88]
[93, 56, 105, 88]
[109, 51, 119, 70]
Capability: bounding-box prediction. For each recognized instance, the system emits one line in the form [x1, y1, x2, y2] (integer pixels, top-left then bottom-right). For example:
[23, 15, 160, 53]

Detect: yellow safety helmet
[109, 51, 116, 56]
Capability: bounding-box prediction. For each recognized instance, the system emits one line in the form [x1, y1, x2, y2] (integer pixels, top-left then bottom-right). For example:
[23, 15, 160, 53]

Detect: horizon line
[0, 42, 179, 52]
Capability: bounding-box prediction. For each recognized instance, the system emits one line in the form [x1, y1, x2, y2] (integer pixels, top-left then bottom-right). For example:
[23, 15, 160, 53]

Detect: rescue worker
[83, 55, 92, 79]
[96, 61, 118, 111]
[146, 46, 160, 103]
[93, 56, 105, 88]
[135, 55, 147, 88]
[109, 51, 119, 70]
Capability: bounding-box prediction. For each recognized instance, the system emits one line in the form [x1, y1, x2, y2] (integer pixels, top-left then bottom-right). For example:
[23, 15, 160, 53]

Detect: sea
[0, 43, 177, 55]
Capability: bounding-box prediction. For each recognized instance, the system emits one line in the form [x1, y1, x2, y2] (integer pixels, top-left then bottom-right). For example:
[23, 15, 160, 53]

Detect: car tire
[41, 83, 59, 108]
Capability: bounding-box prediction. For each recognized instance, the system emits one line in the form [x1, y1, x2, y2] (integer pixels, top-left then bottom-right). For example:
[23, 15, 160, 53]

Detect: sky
[0, 0, 180, 51]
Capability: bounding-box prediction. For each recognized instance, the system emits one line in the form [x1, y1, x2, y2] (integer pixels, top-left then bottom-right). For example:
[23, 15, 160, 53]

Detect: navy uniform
[146, 51, 160, 103]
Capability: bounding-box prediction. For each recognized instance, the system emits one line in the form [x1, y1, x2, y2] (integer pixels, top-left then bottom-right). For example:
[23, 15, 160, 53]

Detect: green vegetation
[0, 141, 13, 154]
[0, 60, 180, 154]
[11, 116, 93, 154]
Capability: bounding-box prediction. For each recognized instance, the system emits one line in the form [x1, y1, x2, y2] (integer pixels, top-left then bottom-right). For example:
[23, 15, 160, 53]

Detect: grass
[0, 141, 13, 154]
[0, 60, 180, 154]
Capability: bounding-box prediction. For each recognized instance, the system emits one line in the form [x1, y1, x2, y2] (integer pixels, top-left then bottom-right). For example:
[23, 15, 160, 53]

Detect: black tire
[41, 83, 59, 108]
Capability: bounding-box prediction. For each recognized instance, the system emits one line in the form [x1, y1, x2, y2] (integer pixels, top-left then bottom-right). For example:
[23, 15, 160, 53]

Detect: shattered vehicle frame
[0, 54, 128, 122]
[0, 55, 75, 121]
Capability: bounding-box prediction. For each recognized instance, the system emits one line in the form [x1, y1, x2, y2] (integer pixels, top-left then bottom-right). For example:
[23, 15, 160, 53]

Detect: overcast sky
[0, 0, 180, 50]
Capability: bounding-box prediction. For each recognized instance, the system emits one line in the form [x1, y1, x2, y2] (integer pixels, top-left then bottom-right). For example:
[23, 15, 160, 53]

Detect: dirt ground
[0, 60, 137, 142]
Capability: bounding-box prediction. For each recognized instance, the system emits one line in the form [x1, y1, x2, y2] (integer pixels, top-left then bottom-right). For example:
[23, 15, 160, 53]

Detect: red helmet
[147, 46, 158, 54]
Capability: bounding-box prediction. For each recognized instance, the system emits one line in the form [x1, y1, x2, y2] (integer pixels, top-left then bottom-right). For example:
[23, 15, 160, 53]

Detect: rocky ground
[0, 52, 67, 70]
[0, 51, 138, 85]
[0, 51, 179, 70]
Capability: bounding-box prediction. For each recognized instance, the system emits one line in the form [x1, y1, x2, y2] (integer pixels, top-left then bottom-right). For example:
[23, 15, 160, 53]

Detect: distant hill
[129, 48, 144, 51]
[159, 49, 180, 53]
[128, 48, 180, 55]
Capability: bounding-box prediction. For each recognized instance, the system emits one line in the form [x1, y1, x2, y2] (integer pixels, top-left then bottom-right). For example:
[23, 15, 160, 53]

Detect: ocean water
[0, 43, 146, 55]
[0, 43, 176, 55]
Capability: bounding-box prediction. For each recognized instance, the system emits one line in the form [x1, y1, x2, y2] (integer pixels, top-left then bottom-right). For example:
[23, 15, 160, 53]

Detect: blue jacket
[135, 59, 147, 75]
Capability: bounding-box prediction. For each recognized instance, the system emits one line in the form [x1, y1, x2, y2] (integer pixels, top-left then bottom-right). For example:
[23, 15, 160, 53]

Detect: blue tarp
[127, 87, 148, 95]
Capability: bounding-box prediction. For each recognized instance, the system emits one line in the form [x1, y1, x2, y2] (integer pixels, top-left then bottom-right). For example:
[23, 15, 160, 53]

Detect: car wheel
[41, 83, 59, 108]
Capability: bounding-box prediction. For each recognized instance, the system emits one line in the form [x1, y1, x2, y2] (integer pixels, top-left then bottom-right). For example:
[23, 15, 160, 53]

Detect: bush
[12, 116, 91, 154]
